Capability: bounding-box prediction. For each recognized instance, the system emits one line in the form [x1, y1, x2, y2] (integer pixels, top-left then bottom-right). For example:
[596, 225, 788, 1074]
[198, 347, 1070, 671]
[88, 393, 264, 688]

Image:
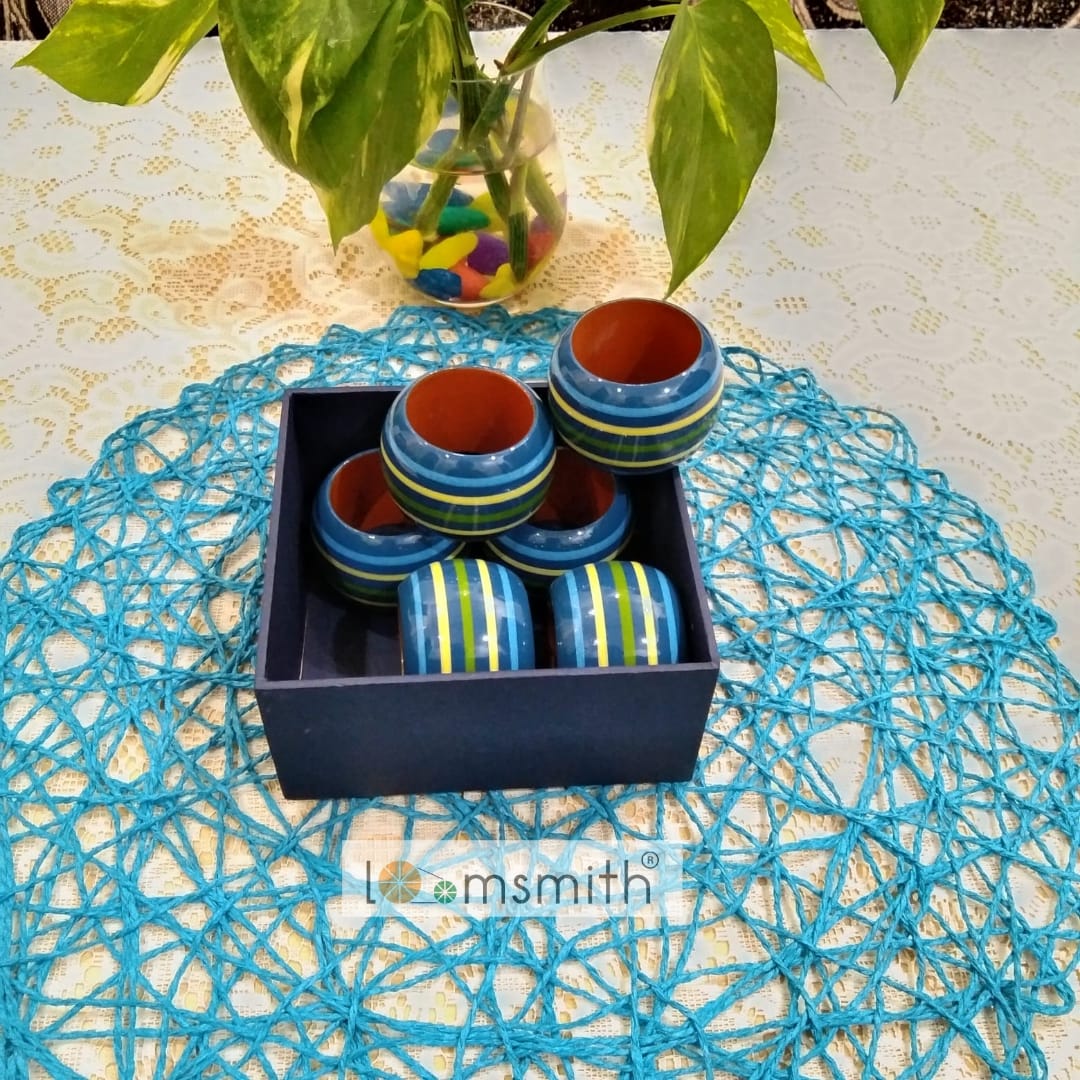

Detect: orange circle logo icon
[378, 861, 421, 903]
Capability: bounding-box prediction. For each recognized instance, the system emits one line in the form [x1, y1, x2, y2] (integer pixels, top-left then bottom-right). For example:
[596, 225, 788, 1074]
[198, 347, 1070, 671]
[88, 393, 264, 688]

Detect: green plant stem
[507, 163, 529, 280]
[446, 0, 483, 126]
[411, 0, 484, 235]
[483, 79, 564, 232]
[525, 160, 564, 231]
[503, 68, 534, 280]
[501, 4, 682, 75]
[412, 170, 459, 235]
[413, 0, 526, 237]
[505, 69, 534, 155]
[408, 0, 567, 249]
[503, 0, 575, 66]
[488, 72, 565, 233]
[467, 75, 515, 147]
[482, 154, 512, 219]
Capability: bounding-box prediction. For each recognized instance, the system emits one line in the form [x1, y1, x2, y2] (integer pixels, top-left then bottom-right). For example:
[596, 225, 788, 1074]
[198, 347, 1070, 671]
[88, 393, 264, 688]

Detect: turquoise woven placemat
[1, 305, 1078, 1079]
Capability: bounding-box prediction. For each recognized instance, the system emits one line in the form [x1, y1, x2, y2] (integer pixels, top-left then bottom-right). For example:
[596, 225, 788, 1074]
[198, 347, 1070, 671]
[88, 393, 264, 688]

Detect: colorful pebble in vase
[376, 181, 566, 307]
[374, 92, 567, 308]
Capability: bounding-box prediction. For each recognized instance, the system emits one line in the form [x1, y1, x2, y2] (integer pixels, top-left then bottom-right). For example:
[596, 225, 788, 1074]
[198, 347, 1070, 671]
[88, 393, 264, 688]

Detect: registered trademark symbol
[641, 851, 660, 870]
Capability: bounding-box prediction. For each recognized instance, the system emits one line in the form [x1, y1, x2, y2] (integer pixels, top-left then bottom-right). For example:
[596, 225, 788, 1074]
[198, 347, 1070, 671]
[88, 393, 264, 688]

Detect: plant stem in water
[467, 76, 515, 149]
[488, 68, 564, 233]
[508, 163, 529, 281]
[504, 68, 535, 161]
[412, 170, 459, 236]
[407, 0, 565, 273]
[412, 0, 485, 235]
[526, 159, 564, 232]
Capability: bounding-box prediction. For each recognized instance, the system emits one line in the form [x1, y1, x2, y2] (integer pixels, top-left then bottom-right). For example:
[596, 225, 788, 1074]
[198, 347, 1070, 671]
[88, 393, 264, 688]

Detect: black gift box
[254, 385, 720, 799]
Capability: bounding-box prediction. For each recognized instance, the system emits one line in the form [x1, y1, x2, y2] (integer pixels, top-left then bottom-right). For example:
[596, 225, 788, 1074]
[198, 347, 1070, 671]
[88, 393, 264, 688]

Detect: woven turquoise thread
[1, 304, 1078, 1079]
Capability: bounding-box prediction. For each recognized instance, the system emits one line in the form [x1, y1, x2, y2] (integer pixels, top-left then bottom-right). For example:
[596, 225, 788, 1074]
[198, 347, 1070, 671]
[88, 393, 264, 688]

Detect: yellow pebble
[479, 262, 518, 300]
[419, 232, 478, 271]
[470, 193, 505, 232]
[370, 209, 423, 279]
[370, 208, 390, 242]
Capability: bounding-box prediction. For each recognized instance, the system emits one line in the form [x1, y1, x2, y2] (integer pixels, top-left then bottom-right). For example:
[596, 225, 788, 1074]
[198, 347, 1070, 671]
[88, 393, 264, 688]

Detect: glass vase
[373, 3, 567, 308]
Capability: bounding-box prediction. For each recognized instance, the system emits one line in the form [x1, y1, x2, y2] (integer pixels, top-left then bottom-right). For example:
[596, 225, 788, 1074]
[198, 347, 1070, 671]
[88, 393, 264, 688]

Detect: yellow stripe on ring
[584, 562, 609, 667]
[312, 538, 403, 582]
[381, 438, 555, 507]
[476, 560, 500, 671]
[548, 377, 723, 438]
[630, 560, 659, 666]
[391, 517, 535, 538]
[430, 561, 454, 674]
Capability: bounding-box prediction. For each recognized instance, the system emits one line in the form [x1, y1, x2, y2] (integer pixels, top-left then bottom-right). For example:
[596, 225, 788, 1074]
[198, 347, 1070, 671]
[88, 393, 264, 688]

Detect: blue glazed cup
[381, 367, 555, 536]
[486, 448, 632, 588]
[398, 558, 535, 675]
[550, 560, 685, 668]
[311, 449, 463, 606]
[548, 298, 723, 473]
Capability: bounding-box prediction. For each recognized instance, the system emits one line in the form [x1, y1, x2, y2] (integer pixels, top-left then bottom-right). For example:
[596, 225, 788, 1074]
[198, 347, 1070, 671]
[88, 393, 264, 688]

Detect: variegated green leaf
[293, 1, 408, 191]
[219, 0, 395, 160]
[648, 0, 777, 296]
[311, 0, 453, 247]
[857, 0, 943, 96]
[218, 0, 296, 171]
[15, 0, 216, 105]
[740, 0, 824, 81]
[218, 0, 394, 180]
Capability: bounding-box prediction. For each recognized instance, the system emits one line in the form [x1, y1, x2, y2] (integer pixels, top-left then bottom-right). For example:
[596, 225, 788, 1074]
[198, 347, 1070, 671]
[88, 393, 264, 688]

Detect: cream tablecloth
[2, 28, 1079, 1079]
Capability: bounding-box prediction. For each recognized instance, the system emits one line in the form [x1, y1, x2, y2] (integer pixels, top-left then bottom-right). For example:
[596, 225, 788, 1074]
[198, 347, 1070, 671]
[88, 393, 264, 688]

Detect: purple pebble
[468, 232, 509, 276]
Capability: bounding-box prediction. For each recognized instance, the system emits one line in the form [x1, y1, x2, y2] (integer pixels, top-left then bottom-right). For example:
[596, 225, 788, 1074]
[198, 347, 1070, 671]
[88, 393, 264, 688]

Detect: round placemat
[1, 305, 1077, 1080]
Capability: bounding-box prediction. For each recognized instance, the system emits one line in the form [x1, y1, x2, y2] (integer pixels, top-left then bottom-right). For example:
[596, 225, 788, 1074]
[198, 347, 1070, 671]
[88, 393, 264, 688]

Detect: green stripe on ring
[312, 535, 408, 583]
[609, 560, 637, 667]
[387, 478, 544, 528]
[332, 578, 397, 604]
[454, 558, 476, 673]
[553, 407, 716, 460]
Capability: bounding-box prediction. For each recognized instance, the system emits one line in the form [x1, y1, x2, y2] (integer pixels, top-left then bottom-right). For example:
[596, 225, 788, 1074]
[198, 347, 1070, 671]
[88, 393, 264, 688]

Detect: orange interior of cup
[532, 450, 615, 529]
[570, 299, 702, 384]
[330, 452, 409, 533]
[406, 368, 534, 453]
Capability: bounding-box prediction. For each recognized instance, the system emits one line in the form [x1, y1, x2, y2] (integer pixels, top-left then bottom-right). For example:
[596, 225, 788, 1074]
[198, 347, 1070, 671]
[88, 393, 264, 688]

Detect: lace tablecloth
[2, 32, 1078, 675]
[2, 28, 1079, 1080]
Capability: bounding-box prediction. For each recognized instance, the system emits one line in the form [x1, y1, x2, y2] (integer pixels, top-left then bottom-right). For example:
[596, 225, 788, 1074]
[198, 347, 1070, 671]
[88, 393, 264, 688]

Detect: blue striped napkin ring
[550, 560, 685, 668]
[381, 367, 556, 536]
[548, 298, 723, 473]
[398, 559, 535, 675]
[311, 449, 463, 606]
[486, 448, 632, 587]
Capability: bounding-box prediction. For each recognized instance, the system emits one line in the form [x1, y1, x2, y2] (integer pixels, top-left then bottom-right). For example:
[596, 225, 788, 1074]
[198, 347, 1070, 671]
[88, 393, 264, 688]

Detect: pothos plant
[17, 0, 943, 295]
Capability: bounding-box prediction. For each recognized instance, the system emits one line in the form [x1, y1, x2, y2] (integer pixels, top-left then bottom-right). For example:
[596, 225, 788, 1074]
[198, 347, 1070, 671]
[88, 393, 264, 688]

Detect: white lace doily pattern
[2, 32, 1077, 674]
